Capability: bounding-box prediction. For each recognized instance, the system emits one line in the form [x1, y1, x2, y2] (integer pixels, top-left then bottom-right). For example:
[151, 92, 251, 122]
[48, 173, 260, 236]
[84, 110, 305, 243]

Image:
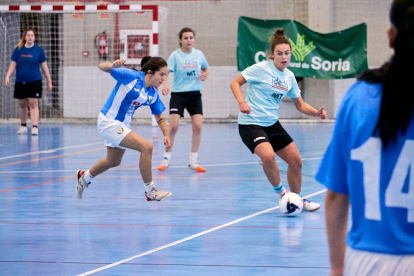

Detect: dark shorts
[14, 80, 42, 99]
[239, 121, 293, 154]
[169, 91, 203, 117]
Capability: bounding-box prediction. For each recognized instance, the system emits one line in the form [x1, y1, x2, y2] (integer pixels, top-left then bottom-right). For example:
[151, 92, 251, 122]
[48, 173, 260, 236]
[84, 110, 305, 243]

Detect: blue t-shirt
[11, 44, 47, 83]
[100, 68, 166, 127]
[238, 60, 301, 127]
[167, 48, 209, 92]
[315, 80, 414, 255]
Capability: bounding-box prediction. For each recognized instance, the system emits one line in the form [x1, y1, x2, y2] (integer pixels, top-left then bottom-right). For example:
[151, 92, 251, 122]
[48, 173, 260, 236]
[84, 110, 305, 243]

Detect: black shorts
[239, 121, 293, 154]
[169, 91, 203, 117]
[14, 80, 42, 99]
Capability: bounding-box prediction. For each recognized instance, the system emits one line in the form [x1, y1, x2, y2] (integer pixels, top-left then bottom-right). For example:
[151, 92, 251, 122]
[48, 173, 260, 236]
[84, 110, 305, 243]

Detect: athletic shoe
[145, 187, 172, 201]
[31, 127, 38, 136]
[279, 188, 289, 198]
[76, 169, 90, 199]
[17, 126, 28, 134]
[157, 158, 170, 171]
[302, 198, 320, 212]
[188, 162, 206, 172]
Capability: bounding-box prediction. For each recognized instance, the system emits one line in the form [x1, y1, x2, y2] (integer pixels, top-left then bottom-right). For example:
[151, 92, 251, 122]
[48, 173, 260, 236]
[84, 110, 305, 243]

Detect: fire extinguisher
[95, 31, 108, 60]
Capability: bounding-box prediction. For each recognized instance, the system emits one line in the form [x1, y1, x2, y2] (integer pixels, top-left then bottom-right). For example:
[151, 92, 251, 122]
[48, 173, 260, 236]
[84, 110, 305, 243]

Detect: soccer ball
[279, 192, 303, 217]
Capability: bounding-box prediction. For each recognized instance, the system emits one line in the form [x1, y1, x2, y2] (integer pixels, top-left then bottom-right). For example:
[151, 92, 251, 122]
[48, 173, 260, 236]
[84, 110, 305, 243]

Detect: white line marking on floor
[77, 189, 327, 276]
[0, 156, 323, 174]
[0, 142, 102, 161]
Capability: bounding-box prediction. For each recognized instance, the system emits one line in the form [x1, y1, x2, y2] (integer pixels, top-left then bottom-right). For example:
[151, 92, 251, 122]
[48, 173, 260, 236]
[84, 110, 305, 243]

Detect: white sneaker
[17, 126, 28, 134]
[145, 187, 172, 201]
[76, 169, 90, 199]
[188, 161, 206, 172]
[157, 158, 170, 171]
[31, 127, 38, 136]
[302, 198, 320, 212]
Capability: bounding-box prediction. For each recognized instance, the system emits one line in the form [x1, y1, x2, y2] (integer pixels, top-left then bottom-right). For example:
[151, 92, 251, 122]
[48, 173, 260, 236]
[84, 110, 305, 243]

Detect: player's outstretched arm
[292, 97, 327, 119]
[98, 59, 126, 73]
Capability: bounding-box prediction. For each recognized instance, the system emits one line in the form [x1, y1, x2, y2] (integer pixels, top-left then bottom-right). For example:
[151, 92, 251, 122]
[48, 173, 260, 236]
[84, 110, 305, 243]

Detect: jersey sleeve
[110, 68, 137, 85]
[315, 86, 355, 194]
[11, 48, 19, 62]
[286, 76, 301, 99]
[241, 63, 260, 83]
[39, 46, 47, 63]
[167, 52, 176, 72]
[149, 89, 166, 115]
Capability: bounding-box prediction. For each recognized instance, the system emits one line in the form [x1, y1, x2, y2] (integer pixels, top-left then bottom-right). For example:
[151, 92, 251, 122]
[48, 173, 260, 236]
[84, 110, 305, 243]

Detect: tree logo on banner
[289, 34, 316, 62]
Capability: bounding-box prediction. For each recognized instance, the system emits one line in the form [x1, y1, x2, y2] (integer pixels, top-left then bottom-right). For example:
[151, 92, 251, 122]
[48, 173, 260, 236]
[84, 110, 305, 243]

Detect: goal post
[0, 4, 160, 124]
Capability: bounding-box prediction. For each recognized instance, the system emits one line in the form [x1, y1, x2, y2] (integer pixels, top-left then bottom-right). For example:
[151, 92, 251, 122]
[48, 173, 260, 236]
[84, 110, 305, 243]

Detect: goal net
[0, 4, 164, 120]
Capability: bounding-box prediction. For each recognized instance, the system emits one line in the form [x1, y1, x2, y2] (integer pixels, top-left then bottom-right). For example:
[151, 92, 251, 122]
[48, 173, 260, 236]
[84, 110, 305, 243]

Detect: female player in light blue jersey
[158, 27, 209, 172]
[316, 0, 414, 275]
[230, 29, 327, 212]
[76, 56, 172, 202]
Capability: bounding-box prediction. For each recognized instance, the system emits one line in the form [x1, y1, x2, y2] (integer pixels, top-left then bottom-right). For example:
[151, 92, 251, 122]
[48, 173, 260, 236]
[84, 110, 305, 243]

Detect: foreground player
[316, 0, 414, 274]
[76, 57, 172, 201]
[158, 27, 209, 172]
[230, 29, 326, 211]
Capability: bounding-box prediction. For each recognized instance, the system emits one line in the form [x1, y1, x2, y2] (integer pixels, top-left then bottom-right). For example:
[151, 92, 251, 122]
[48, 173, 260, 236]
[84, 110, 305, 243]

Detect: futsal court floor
[0, 121, 335, 276]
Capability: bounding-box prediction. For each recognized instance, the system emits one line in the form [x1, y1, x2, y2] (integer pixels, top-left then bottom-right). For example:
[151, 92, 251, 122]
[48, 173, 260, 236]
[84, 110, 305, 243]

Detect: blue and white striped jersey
[100, 68, 165, 126]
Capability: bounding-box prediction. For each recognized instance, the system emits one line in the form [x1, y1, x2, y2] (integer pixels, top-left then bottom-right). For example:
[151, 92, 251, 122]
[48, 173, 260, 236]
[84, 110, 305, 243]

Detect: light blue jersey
[316, 80, 414, 255]
[167, 48, 209, 92]
[100, 68, 165, 127]
[238, 60, 301, 127]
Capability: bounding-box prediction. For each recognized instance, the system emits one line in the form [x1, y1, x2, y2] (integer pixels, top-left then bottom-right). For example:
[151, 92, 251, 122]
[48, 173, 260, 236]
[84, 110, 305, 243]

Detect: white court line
[0, 156, 323, 174]
[77, 189, 327, 276]
[0, 142, 102, 161]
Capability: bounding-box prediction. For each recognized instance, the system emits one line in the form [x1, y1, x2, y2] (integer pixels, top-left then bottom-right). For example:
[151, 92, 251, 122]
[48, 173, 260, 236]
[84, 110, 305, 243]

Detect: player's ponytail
[141, 56, 167, 75]
[373, 0, 414, 146]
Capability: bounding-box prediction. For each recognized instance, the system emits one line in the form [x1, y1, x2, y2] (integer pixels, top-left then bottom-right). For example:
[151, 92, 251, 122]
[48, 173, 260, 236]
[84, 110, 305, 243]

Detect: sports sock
[163, 152, 172, 160]
[84, 170, 94, 183]
[144, 181, 155, 193]
[21, 124, 27, 127]
[33, 125, 38, 128]
[189, 152, 198, 164]
[273, 183, 285, 196]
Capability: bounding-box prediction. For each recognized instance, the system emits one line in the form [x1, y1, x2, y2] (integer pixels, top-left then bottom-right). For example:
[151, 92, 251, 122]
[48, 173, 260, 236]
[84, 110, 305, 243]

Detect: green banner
[237, 17, 368, 79]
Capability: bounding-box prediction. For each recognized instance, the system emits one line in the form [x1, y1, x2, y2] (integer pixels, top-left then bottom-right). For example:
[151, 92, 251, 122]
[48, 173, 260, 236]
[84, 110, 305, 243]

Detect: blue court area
[0, 122, 334, 276]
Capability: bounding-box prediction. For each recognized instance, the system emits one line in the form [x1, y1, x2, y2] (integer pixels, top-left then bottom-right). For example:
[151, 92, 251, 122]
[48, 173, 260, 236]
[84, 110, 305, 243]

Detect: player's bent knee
[261, 153, 276, 165]
[141, 142, 153, 155]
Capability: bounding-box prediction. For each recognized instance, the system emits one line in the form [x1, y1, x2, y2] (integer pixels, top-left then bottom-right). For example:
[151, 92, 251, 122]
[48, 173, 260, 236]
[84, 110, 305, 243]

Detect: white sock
[163, 152, 172, 160]
[189, 152, 198, 164]
[84, 170, 94, 183]
[144, 181, 155, 192]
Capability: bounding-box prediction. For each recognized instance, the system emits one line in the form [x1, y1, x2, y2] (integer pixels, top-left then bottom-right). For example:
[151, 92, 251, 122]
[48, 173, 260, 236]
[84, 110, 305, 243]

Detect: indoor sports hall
[0, 0, 393, 275]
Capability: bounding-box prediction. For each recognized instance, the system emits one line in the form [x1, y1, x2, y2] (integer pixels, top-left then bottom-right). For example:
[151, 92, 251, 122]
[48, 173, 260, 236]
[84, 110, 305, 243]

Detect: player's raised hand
[113, 59, 126, 68]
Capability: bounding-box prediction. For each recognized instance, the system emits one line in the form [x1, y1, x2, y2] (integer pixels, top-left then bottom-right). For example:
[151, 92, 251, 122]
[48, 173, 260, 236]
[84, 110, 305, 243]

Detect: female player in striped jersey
[76, 56, 172, 201]
[316, 0, 414, 274]
[230, 29, 326, 212]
